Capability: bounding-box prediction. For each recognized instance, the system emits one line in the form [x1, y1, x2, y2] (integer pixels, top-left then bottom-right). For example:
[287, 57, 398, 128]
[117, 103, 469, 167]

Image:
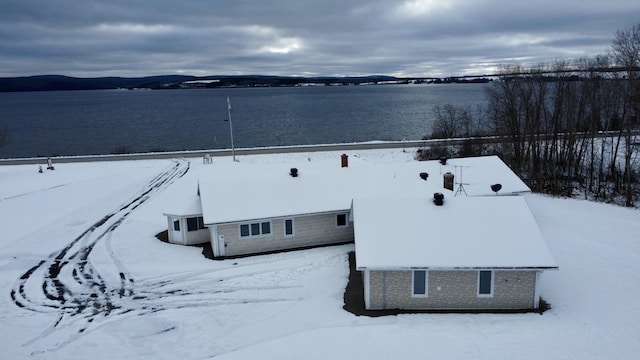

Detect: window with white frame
[240, 221, 272, 238]
[477, 270, 494, 297]
[284, 218, 294, 236]
[336, 213, 348, 227]
[186, 216, 207, 232]
[412, 270, 428, 297]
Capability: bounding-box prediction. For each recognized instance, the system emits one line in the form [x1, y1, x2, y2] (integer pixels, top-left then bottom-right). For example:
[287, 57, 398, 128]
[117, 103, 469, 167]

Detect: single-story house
[163, 154, 557, 311]
[353, 196, 558, 311]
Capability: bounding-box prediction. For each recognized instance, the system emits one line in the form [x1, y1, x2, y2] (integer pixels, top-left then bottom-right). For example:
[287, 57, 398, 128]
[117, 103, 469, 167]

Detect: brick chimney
[443, 172, 454, 191]
[341, 154, 348, 168]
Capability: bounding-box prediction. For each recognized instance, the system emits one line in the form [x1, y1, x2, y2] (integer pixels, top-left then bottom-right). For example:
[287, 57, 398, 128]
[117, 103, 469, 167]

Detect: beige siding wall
[367, 270, 537, 310]
[217, 212, 354, 257]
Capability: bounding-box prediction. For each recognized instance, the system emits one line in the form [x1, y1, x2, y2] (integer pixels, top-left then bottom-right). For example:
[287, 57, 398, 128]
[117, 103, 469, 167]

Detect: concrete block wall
[218, 212, 354, 256]
[368, 270, 537, 310]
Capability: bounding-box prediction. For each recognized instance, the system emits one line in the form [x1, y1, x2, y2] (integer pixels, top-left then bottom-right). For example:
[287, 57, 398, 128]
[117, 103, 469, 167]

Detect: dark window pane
[413, 271, 426, 295]
[173, 220, 180, 231]
[197, 216, 207, 229]
[261, 222, 271, 234]
[187, 217, 198, 232]
[285, 219, 293, 235]
[337, 213, 347, 226]
[240, 224, 250, 237]
[479, 271, 492, 295]
[251, 223, 260, 236]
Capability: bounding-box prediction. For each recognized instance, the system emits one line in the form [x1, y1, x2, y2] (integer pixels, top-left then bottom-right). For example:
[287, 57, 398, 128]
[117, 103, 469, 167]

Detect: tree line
[422, 23, 640, 207]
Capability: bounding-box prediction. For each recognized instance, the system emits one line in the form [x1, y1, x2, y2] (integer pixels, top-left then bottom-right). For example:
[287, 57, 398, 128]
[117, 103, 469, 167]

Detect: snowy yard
[0, 149, 639, 359]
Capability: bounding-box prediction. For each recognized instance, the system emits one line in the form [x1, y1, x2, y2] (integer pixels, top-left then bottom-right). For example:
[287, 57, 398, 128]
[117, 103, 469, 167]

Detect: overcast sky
[1, 0, 638, 78]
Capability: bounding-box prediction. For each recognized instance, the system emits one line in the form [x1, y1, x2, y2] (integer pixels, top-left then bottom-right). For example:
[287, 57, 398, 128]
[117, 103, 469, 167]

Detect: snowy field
[1, 148, 639, 360]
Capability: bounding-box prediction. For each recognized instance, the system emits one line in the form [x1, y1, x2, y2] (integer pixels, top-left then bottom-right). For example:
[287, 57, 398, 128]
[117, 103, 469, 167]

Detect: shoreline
[1, 139, 445, 165]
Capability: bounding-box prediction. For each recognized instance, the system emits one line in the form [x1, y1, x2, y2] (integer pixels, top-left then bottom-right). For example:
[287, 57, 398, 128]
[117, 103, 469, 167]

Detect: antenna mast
[226, 96, 236, 162]
[454, 165, 470, 196]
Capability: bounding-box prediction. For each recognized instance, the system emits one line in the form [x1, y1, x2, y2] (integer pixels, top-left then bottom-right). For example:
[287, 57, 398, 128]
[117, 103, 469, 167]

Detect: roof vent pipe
[290, 168, 298, 177]
[440, 157, 447, 165]
[341, 154, 348, 168]
[443, 172, 454, 191]
[419, 172, 429, 181]
[433, 192, 444, 206]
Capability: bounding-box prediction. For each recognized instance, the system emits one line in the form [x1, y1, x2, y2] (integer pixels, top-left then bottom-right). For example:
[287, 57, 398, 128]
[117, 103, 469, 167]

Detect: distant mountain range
[0, 74, 491, 92]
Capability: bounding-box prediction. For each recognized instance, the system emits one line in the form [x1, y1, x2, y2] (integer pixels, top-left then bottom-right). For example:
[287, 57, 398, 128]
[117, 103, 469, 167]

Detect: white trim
[179, 218, 187, 245]
[412, 270, 429, 297]
[533, 271, 542, 308]
[356, 266, 557, 271]
[477, 270, 494, 297]
[210, 226, 225, 257]
[363, 270, 371, 310]
[210, 209, 351, 226]
[284, 218, 295, 237]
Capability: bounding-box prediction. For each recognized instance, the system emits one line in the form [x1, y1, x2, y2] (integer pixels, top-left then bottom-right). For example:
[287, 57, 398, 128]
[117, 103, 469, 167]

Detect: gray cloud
[0, 0, 638, 77]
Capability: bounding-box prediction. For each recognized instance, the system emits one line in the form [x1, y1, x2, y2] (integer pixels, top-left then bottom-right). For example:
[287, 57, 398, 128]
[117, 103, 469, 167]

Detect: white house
[163, 154, 557, 310]
[353, 195, 558, 310]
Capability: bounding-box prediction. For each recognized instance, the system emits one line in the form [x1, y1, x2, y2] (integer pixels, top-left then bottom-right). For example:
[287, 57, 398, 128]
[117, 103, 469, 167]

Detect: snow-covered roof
[162, 195, 203, 217]
[190, 155, 531, 225]
[198, 156, 387, 224]
[353, 195, 558, 270]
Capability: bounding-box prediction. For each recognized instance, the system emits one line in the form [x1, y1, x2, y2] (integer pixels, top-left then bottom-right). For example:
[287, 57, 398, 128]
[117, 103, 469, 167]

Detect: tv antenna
[454, 165, 471, 196]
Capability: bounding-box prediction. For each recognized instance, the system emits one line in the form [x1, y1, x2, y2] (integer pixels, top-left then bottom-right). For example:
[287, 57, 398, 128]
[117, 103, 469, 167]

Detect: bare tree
[611, 22, 640, 207]
[478, 23, 639, 206]
[431, 104, 469, 139]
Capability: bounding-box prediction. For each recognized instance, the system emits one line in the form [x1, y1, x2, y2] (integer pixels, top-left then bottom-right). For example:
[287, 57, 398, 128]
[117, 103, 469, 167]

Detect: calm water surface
[0, 84, 488, 158]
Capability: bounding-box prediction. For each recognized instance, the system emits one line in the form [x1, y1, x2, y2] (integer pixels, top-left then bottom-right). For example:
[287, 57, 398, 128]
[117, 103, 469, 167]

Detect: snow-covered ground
[0, 149, 639, 360]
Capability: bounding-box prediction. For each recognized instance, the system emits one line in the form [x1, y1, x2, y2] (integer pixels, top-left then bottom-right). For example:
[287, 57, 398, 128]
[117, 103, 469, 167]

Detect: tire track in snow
[9, 159, 304, 352]
[9, 160, 190, 346]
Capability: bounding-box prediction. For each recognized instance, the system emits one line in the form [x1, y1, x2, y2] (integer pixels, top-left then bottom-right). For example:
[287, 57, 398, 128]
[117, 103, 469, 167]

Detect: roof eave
[204, 208, 352, 226]
[356, 265, 559, 271]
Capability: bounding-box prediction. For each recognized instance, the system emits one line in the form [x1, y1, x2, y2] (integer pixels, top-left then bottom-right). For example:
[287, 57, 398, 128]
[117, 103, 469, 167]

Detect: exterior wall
[183, 226, 209, 245]
[166, 216, 209, 245]
[166, 217, 182, 244]
[216, 212, 354, 257]
[366, 270, 537, 310]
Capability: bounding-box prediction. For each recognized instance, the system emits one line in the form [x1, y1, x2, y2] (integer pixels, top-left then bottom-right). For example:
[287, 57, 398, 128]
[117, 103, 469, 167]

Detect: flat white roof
[189, 155, 531, 225]
[198, 156, 389, 224]
[353, 195, 558, 270]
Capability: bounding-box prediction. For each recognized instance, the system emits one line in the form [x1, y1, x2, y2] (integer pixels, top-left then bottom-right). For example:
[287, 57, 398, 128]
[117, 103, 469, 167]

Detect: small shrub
[456, 138, 488, 157]
[415, 144, 454, 161]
